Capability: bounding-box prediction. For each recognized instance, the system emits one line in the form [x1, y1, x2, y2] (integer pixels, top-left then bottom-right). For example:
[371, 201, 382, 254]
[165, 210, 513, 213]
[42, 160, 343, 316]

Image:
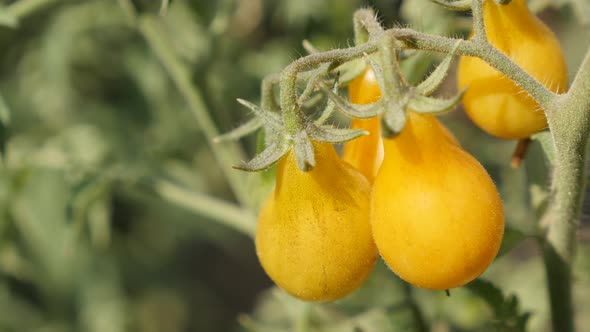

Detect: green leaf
[466, 279, 531, 331]
[408, 89, 465, 114]
[531, 131, 555, 165]
[497, 226, 527, 257]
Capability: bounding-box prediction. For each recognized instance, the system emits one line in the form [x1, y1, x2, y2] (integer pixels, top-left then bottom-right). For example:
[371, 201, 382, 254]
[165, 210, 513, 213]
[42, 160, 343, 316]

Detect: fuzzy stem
[353, 8, 383, 44]
[279, 42, 378, 135]
[471, 0, 487, 42]
[540, 47, 590, 332]
[390, 29, 556, 109]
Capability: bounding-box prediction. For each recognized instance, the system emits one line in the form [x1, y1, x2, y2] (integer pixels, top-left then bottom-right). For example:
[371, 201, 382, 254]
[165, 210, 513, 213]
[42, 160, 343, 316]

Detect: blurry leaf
[466, 279, 531, 331]
[276, 0, 326, 28]
[161, 1, 211, 64]
[0, 6, 18, 28]
[0, 283, 44, 330]
[79, 266, 126, 332]
[11, 168, 89, 296]
[0, 91, 10, 125]
[497, 226, 527, 257]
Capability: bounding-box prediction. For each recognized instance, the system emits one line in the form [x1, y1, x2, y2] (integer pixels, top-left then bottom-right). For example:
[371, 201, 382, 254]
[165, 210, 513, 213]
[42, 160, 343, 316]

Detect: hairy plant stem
[389, 29, 556, 109]
[539, 48, 590, 332]
[471, 0, 487, 42]
[279, 43, 378, 135]
[366, 6, 584, 330]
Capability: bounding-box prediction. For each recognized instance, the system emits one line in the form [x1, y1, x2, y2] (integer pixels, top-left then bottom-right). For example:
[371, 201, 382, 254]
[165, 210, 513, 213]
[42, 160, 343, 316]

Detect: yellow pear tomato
[371, 112, 505, 290]
[457, 0, 568, 139]
[256, 142, 377, 301]
[342, 68, 384, 183]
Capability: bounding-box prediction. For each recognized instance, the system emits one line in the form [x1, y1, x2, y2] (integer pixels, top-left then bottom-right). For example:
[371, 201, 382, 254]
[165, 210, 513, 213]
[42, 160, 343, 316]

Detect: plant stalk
[389, 29, 556, 109]
[540, 47, 590, 332]
[137, 15, 252, 207]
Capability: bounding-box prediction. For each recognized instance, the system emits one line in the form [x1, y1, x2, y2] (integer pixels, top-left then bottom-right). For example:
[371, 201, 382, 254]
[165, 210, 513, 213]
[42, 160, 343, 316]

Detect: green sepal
[298, 63, 331, 105]
[0, 7, 18, 28]
[233, 137, 291, 172]
[307, 124, 368, 143]
[381, 104, 407, 138]
[429, 0, 473, 11]
[319, 83, 382, 118]
[293, 131, 315, 171]
[415, 40, 461, 96]
[214, 117, 263, 142]
[495, 0, 512, 5]
[365, 54, 387, 95]
[314, 73, 340, 125]
[407, 88, 465, 114]
[236, 98, 283, 129]
[334, 58, 367, 87]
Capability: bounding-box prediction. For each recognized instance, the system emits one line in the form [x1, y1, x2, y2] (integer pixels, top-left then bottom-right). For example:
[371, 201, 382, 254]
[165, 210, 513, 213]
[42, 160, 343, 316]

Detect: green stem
[153, 179, 256, 237]
[539, 47, 590, 332]
[137, 15, 251, 206]
[353, 8, 383, 44]
[471, 0, 487, 42]
[390, 29, 556, 109]
[279, 42, 378, 135]
[261, 74, 280, 112]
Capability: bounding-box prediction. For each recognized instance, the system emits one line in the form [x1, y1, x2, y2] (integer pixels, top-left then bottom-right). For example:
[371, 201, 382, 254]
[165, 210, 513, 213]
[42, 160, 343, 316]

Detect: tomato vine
[220, 1, 589, 331]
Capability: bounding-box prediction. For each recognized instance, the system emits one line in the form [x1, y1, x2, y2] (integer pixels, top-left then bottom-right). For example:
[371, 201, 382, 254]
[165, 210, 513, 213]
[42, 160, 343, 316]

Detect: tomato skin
[371, 112, 504, 290]
[256, 142, 377, 301]
[457, 0, 568, 139]
[342, 69, 384, 183]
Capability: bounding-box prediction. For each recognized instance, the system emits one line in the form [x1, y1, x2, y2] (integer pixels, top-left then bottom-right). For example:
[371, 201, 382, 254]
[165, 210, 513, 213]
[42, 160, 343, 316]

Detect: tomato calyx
[323, 37, 464, 138]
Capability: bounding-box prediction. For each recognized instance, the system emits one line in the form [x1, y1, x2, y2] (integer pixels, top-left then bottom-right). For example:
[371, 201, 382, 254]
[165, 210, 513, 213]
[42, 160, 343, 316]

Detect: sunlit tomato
[256, 142, 377, 301]
[457, 0, 568, 139]
[342, 68, 384, 183]
[371, 112, 504, 290]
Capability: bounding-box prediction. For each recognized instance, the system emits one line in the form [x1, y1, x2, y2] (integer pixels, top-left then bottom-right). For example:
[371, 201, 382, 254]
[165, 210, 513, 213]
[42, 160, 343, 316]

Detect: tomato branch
[389, 29, 556, 110]
[538, 46, 590, 332]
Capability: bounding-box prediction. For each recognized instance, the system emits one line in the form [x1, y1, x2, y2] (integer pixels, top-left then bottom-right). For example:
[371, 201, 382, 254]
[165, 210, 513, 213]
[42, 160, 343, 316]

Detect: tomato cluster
[255, 0, 566, 301]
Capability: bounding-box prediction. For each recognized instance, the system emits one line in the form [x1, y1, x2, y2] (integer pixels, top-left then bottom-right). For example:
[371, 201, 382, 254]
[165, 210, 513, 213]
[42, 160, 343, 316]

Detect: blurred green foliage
[0, 0, 588, 331]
